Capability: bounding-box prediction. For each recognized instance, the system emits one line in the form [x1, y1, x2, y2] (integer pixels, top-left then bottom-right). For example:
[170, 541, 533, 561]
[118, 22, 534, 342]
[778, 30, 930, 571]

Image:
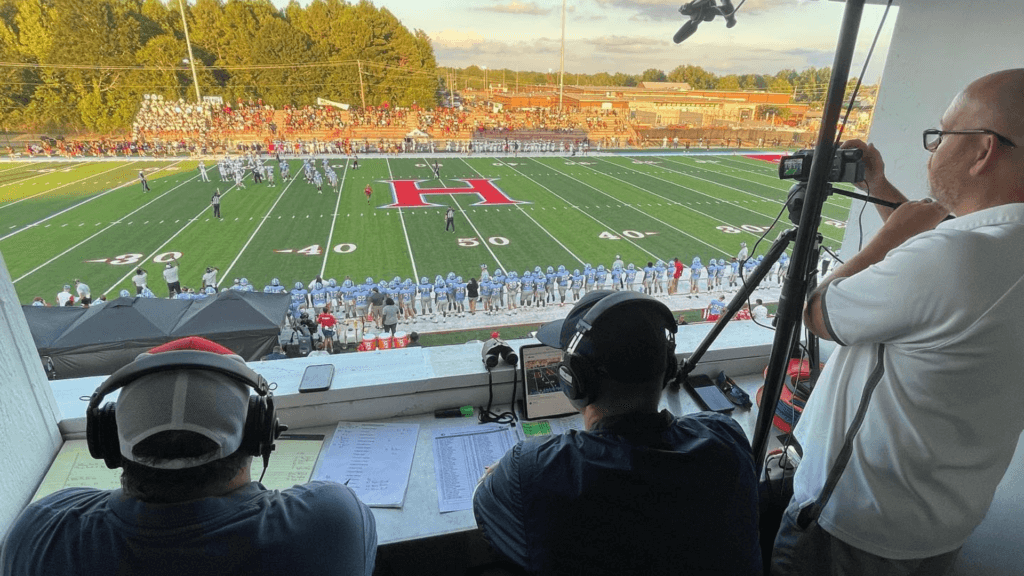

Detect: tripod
[674, 0, 868, 470]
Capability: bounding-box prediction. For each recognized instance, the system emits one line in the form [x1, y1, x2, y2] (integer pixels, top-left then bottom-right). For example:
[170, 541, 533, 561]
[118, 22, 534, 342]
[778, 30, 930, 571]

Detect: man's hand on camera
[840, 139, 885, 192]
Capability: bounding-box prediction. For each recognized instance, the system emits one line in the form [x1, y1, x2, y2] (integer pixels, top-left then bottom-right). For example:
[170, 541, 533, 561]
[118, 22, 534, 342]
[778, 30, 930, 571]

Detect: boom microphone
[673, 0, 737, 44]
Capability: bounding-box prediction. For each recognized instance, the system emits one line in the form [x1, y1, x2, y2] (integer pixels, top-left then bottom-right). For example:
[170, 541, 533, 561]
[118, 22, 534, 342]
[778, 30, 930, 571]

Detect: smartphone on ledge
[298, 364, 335, 393]
[683, 374, 735, 413]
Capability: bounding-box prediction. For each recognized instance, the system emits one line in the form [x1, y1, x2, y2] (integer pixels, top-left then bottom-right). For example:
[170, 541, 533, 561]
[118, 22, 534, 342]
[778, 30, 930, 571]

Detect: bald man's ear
[969, 135, 1003, 177]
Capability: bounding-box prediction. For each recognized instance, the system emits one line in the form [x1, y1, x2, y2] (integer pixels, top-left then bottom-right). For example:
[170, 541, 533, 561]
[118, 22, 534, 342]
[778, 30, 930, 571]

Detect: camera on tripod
[778, 148, 865, 183]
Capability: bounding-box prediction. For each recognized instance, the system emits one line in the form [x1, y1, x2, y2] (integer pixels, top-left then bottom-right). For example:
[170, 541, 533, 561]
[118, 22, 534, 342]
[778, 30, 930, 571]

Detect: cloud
[476, 1, 552, 15]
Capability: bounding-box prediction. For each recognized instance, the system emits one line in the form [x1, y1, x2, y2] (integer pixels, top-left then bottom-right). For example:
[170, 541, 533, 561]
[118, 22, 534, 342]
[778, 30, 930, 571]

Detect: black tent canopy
[23, 291, 290, 380]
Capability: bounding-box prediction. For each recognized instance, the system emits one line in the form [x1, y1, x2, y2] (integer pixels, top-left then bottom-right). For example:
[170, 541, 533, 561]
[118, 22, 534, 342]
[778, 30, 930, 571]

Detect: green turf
[0, 154, 852, 304]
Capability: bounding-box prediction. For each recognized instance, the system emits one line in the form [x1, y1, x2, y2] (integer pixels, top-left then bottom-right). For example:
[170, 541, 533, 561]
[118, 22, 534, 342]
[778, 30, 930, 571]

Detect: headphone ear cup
[664, 351, 679, 389]
[242, 395, 264, 458]
[560, 352, 597, 402]
[86, 403, 123, 470]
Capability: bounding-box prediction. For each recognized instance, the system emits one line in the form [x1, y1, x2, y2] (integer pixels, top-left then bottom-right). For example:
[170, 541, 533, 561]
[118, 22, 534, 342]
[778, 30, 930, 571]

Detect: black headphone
[557, 292, 678, 404]
[86, 350, 283, 470]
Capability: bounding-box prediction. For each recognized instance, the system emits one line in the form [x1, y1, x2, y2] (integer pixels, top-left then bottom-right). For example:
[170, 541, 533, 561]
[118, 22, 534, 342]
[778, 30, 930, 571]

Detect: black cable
[478, 367, 517, 425]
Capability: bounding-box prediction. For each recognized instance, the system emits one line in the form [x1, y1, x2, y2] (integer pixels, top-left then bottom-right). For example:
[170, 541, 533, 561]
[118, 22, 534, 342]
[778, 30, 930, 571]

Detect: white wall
[0, 251, 63, 539]
[841, 1, 1024, 574]
[840, 0, 1024, 259]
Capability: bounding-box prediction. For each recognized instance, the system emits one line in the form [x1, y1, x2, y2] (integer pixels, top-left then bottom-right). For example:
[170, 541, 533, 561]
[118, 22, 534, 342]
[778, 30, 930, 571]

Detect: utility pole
[357, 60, 366, 109]
[177, 0, 202, 103]
[558, 0, 566, 111]
[516, 69, 519, 93]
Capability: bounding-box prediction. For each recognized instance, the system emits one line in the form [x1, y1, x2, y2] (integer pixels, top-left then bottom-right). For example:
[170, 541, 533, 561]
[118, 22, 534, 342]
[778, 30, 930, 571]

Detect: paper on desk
[32, 438, 324, 502]
[432, 423, 521, 513]
[314, 422, 419, 508]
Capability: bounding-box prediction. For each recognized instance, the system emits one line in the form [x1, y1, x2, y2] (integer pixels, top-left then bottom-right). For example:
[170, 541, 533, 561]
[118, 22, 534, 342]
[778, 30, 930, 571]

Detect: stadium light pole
[177, 0, 202, 103]
[558, 0, 566, 111]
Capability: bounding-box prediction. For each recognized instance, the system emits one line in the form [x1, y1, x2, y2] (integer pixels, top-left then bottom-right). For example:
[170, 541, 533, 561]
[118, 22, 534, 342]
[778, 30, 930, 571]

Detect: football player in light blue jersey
[239, 278, 255, 293]
[777, 253, 790, 287]
[707, 294, 727, 319]
[140, 286, 157, 299]
[452, 277, 467, 316]
[478, 278, 493, 313]
[505, 272, 520, 313]
[571, 269, 584, 301]
[533, 270, 547, 307]
[264, 278, 287, 294]
[729, 258, 740, 288]
[743, 257, 757, 285]
[491, 270, 506, 310]
[310, 282, 329, 314]
[341, 278, 357, 319]
[397, 279, 414, 320]
[717, 259, 728, 289]
[434, 279, 449, 321]
[610, 266, 623, 292]
[556, 265, 569, 305]
[641, 262, 654, 295]
[654, 260, 668, 296]
[595, 265, 608, 291]
[624, 263, 637, 292]
[544, 266, 556, 304]
[584, 265, 596, 295]
[279, 159, 290, 180]
[354, 284, 370, 321]
[418, 277, 434, 315]
[689, 257, 704, 297]
[521, 272, 535, 307]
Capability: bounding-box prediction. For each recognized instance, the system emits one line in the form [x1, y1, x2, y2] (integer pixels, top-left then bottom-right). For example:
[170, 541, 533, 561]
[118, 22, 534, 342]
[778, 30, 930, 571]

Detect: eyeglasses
[923, 128, 1017, 152]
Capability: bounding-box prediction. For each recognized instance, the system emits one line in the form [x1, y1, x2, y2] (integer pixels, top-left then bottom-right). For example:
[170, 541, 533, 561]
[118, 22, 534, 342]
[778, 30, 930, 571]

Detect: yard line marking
[383, 158, 419, 283]
[103, 181, 241, 296]
[464, 158, 585, 266]
[586, 157, 837, 243]
[0, 161, 181, 242]
[317, 159, 346, 276]
[497, 159, 669, 259]
[13, 172, 202, 284]
[524, 158, 732, 256]
[0, 161, 119, 211]
[220, 171, 301, 287]
[663, 155, 850, 214]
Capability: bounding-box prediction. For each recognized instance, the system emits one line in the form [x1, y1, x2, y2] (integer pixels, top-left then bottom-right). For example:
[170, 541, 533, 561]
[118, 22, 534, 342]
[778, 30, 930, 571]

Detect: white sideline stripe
[384, 158, 419, 282]
[0, 161, 113, 211]
[443, 162, 506, 273]
[498, 160, 665, 260]
[12, 172, 201, 284]
[103, 180, 241, 296]
[0, 160, 171, 243]
[220, 167, 301, 287]
[319, 157, 349, 277]
[465, 158, 584, 266]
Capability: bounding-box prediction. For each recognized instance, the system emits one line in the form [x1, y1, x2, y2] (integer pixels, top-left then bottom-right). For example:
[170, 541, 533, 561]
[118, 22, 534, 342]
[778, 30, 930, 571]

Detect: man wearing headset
[0, 337, 377, 576]
[472, 290, 760, 575]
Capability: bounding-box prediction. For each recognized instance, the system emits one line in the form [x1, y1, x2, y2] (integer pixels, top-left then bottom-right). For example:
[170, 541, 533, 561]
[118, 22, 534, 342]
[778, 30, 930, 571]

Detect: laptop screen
[520, 344, 578, 420]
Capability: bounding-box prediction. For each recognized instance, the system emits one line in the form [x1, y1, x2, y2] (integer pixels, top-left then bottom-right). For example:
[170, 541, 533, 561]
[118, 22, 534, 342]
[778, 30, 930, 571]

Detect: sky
[271, 0, 898, 81]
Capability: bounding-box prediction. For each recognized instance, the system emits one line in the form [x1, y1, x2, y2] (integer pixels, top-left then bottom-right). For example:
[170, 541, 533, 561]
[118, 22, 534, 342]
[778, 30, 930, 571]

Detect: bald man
[772, 69, 1024, 575]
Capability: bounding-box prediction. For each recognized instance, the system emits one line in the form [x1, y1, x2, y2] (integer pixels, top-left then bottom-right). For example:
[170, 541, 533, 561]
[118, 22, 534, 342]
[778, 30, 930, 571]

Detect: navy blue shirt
[1, 481, 376, 576]
[473, 410, 761, 575]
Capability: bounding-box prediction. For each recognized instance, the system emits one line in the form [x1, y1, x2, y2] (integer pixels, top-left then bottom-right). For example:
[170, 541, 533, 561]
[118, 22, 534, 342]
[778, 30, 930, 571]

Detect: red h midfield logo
[382, 179, 527, 208]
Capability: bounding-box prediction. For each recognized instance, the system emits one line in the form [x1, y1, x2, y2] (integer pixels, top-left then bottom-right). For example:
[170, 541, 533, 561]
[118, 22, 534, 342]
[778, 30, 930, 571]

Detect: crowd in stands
[283, 105, 347, 133]
[347, 105, 408, 128]
[415, 107, 469, 137]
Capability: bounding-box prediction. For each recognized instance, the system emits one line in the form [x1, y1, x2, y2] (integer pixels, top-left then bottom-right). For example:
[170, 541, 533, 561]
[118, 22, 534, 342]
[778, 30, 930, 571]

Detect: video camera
[778, 148, 865, 184]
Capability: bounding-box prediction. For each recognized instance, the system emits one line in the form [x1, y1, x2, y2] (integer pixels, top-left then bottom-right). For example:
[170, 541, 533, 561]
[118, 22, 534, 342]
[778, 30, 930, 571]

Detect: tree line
[446, 64, 846, 104]
[0, 0, 438, 133]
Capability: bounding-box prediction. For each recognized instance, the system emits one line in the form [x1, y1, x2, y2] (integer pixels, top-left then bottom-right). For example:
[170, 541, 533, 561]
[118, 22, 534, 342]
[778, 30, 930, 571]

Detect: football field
[0, 153, 853, 304]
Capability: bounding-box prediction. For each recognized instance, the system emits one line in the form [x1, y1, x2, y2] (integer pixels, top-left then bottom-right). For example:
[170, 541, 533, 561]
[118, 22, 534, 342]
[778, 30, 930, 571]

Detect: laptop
[519, 343, 578, 420]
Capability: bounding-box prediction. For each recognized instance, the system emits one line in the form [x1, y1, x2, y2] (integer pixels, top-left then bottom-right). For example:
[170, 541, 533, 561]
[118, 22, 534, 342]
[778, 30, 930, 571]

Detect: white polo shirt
[793, 204, 1024, 559]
